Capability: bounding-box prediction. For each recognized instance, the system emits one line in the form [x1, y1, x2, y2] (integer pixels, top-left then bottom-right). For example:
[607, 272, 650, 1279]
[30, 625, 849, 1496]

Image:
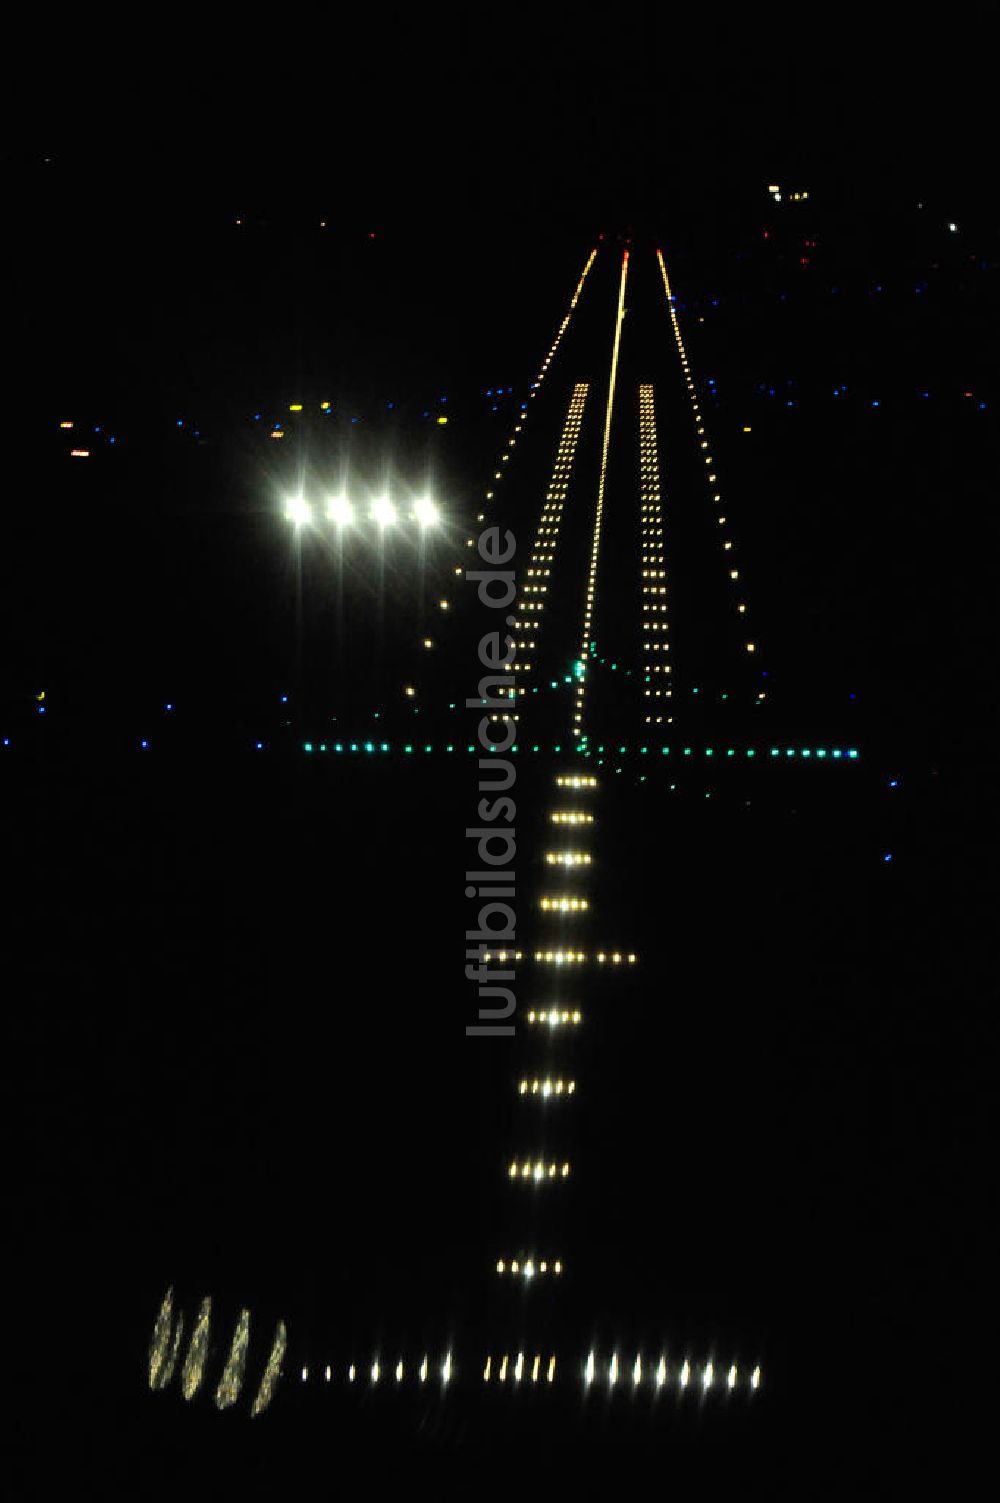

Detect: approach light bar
[284, 493, 443, 531]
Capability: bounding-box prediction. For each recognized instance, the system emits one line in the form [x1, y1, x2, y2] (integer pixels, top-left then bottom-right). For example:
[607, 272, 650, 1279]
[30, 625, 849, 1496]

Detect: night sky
[6, 16, 995, 1491]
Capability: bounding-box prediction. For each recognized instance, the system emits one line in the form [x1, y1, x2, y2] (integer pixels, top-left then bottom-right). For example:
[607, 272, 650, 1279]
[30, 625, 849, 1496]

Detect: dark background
[4, 12, 995, 1490]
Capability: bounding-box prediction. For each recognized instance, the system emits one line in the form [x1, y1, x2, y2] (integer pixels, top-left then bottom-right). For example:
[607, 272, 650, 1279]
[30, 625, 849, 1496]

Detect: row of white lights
[584, 1353, 760, 1391]
[533, 950, 636, 964]
[284, 495, 440, 528]
[297, 1353, 762, 1390]
[471, 927, 634, 1010]
[509, 384, 590, 715]
[639, 384, 673, 726]
[496, 1258, 563, 1276]
[301, 1354, 452, 1385]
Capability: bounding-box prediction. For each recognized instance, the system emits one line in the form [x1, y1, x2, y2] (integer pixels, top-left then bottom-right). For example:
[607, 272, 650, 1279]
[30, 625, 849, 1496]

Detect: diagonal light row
[657, 250, 761, 667]
[574, 250, 629, 742]
[436, 250, 598, 685]
[460, 249, 598, 557]
[509, 383, 590, 719]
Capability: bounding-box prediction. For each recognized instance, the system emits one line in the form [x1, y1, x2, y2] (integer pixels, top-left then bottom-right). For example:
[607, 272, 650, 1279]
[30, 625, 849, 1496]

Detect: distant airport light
[413, 497, 439, 527]
[371, 497, 396, 527]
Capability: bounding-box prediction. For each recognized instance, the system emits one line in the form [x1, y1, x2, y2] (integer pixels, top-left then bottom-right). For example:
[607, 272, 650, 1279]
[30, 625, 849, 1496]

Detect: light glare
[285, 495, 311, 525]
[326, 495, 353, 526]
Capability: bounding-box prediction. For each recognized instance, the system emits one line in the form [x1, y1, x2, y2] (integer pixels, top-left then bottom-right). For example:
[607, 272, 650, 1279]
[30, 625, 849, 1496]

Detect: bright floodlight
[414, 497, 439, 527]
[285, 495, 311, 525]
[326, 494, 353, 526]
[371, 496, 396, 527]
